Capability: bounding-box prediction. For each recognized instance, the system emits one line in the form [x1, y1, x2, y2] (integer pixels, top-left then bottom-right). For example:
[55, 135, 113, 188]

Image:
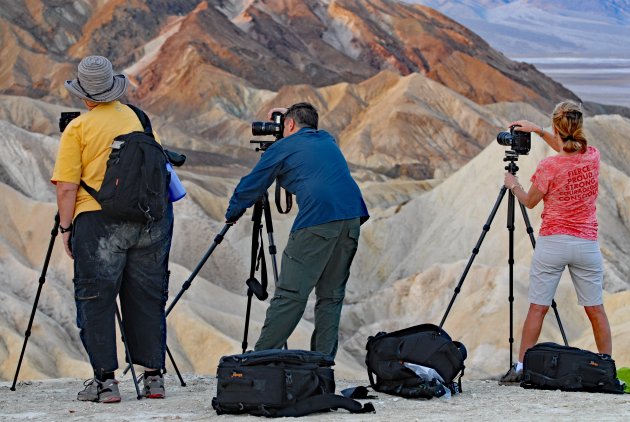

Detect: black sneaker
[498, 364, 523, 386]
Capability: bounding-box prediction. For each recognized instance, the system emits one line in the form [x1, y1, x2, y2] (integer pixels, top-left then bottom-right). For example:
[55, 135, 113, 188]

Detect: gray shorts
[529, 234, 603, 306]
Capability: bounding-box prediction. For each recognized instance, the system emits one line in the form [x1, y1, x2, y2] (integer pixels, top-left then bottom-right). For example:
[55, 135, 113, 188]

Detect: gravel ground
[2, 374, 629, 421]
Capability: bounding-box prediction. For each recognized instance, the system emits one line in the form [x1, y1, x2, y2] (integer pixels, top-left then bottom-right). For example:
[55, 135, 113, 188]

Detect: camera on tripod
[251, 111, 284, 151]
[59, 111, 80, 132]
[496, 125, 531, 155]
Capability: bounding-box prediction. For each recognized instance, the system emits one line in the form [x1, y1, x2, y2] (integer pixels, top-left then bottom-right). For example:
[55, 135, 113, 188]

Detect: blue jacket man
[226, 102, 368, 357]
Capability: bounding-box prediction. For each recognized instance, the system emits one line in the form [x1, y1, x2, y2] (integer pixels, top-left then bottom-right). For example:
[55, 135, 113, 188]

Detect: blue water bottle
[166, 162, 186, 202]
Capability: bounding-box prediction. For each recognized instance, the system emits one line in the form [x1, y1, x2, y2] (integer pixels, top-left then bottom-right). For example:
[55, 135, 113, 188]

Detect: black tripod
[242, 192, 281, 353]
[11, 213, 142, 399]
[439, 150, 568, 369]
[10, 213, 59, 391]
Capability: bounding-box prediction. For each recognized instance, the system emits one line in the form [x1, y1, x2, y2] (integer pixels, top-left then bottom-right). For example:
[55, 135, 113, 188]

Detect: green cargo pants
[254, 218, 361, 357]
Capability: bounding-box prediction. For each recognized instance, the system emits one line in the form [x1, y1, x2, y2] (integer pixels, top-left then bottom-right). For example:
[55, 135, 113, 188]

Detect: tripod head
[250, 139, 275, 152]
[503, 150, 520, 175]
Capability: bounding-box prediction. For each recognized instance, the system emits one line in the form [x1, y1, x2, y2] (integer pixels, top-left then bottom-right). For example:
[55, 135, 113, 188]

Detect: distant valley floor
[515, 57, 630, 109]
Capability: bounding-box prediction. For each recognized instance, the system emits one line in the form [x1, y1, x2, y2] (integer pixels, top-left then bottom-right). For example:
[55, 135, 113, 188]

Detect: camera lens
[252, 121, 281, 137]
[496, 128, 531, 155]
[496, 131, 513, 146]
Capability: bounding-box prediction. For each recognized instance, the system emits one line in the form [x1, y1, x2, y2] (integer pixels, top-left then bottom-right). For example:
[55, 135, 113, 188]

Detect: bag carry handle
[367, 366, 378, 389]
[521, 372, 583, 390]
[341, 385, 377, 399]
[268, 393, 375, 417]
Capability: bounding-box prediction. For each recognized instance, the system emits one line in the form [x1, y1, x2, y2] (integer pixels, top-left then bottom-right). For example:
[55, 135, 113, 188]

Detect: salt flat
[517, 57, 630, 108]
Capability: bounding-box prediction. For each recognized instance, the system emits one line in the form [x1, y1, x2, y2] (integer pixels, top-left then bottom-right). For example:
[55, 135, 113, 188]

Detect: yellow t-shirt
[51, 101, 161, 219]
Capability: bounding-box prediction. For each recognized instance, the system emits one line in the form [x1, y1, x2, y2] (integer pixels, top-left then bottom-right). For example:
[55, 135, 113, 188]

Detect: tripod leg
[507, 190, 516, 367]
[242, 290, 254, 353]
[518, 203, 569, 346]
[165, 345, 186, 386]
[262, 193, 288, 349]
[240, 199, 268, 354]
[115, 304, 142, 400]
[518, 202, 536, 249]
[550, 301, 569, 346]
[439, 187, 508, 328]
[11, 213, 60, 391]
[262, 193, 279, 282]
[165, 224, 231, 316]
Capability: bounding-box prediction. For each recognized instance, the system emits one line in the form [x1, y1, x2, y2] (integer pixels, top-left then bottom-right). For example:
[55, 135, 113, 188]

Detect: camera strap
[246, 201, 268, 301]
[275, 183, 292, 214]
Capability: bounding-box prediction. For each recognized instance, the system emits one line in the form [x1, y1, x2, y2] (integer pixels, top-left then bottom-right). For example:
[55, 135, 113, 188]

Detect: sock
[144, 369, 161, 377]
[516, 362, 523, 372]
[96, 371, 115, 382]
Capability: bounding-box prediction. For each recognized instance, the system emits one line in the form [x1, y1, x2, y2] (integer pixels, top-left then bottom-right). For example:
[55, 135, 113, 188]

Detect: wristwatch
[60, 223, 73, 233]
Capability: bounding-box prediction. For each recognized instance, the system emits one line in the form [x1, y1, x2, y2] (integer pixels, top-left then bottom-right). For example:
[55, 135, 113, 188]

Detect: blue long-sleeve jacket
[225, 127, 369, 232]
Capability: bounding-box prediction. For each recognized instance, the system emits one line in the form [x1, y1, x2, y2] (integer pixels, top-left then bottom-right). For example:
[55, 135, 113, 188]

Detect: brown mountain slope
[128, 0, 577, 117]
[2, 0, 579, 115]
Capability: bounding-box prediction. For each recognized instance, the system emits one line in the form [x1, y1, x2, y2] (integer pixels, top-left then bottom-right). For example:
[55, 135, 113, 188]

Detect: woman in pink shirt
[499, 100, 612, 384]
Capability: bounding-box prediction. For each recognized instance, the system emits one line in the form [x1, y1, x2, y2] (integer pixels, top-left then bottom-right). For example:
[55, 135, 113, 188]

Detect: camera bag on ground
[364, 323, 466, 399]
[521, 342, 624, 394]
[211, 349, 375, 417]
[81, 104, 169, 224]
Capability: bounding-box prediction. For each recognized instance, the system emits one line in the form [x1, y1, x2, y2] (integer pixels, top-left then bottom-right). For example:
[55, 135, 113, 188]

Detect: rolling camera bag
[211, 349, 375, 417]
[521, 342, 624, 394]
[365, 323, 466, 399]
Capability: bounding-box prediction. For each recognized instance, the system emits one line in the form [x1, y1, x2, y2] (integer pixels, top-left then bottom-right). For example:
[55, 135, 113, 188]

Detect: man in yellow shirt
[52, 56, 173, 402]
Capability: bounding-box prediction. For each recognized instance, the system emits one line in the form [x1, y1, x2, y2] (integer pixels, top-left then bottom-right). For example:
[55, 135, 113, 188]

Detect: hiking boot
[77, 378, 121, 403]
[142, 373, 165, 399]
[498, 364, 523, 385]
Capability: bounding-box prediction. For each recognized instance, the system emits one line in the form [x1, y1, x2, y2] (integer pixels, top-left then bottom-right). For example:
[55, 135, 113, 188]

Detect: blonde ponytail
[552, 101, 587, 153]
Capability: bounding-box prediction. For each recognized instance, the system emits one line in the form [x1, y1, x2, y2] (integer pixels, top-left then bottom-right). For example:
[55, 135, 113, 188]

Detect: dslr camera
[59, 111, 80, 132]
[251, 111, 284, 150]
[496, 125, 531, 155]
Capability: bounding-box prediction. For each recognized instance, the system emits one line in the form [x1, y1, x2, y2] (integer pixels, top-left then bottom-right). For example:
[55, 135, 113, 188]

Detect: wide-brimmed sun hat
[65, 55, 128, 103]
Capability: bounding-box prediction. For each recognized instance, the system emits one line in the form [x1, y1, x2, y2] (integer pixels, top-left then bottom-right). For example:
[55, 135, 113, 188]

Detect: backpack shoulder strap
[126, 103, 153, 134]
[80, 180, 98, 198]
[270, 394, 375, 417]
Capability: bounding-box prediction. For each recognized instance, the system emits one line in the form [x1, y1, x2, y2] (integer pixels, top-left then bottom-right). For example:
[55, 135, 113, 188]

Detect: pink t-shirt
[531, 146, 599, 240]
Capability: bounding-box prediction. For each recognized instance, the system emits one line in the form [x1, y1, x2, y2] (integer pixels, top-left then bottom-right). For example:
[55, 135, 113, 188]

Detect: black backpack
[365, 323, 466, 398]
[81, 104, 169, 224]
[521, 342, 624, 394]
[212, 349, 375, 417]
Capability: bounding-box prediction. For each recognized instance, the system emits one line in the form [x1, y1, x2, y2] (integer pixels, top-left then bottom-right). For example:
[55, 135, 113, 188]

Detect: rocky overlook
[1, 0, 630, 385]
